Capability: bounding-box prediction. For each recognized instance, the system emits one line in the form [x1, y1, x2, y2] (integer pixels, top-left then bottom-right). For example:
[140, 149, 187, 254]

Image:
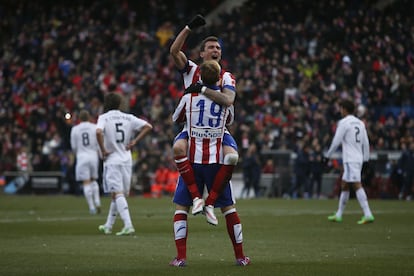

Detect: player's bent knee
[173, 139, 188, 156]
[224, 153, 239, 165]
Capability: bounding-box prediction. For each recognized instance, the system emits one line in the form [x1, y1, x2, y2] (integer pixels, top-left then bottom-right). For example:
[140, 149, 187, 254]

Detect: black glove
[187, 14, 206, 30]
[321, 157, 329, 166]
[184, 83, 203, 94]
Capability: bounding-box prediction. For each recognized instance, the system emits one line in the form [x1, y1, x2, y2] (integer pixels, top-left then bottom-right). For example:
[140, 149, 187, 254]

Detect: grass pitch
[0, 194, 413, 275]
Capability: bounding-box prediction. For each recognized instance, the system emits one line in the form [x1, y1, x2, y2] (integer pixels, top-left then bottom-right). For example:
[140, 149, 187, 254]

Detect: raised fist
[187, 14, 206, 30]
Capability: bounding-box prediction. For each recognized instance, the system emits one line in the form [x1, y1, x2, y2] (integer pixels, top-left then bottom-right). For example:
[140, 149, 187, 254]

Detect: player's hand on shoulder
[184, 82, 203, 94]
[187, 14, 206, 30]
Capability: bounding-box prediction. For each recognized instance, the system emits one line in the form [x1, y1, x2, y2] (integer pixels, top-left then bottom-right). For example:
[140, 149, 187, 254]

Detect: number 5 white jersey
[172, 93, 231, 164]
[325, 114, 370, 163]
[96, 110, 149, 165]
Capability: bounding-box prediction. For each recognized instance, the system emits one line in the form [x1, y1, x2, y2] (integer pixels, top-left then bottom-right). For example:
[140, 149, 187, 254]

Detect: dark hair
[340, 99, 355, 114]
[79, 110, 90, 121]
[200, 36, 219, 52]
[104, 92, 122, 112]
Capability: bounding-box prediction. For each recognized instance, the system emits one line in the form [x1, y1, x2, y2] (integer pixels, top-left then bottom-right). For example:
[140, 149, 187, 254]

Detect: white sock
[355, 188, 373, 217]
[105, 200, 117, 228]
[83, 184, 95, 212]
[92, 181, 101, 207]
[336, 191, 350, 218]
[115, 194, 133, 229]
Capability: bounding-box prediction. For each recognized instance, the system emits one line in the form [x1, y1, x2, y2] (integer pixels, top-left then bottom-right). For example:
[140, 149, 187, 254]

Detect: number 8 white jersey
[70, 121, 99, 158]
[325, 114, 370, 163]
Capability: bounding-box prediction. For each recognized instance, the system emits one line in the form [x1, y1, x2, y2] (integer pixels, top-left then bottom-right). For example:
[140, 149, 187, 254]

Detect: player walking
[324, 99, 374, 224]
[70, 110, 101, 215]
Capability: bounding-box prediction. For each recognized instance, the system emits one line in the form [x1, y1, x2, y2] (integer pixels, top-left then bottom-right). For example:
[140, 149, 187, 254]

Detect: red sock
[205, 164, 234, 206]
[175, 155, 201, 199]
[225, 211, 245, 259]
[173, 212, 188, 260]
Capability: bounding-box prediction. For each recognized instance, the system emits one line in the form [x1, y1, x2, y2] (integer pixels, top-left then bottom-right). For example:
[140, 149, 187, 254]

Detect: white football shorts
[342, 162, 362, 183]
[102, 164, 132, 194]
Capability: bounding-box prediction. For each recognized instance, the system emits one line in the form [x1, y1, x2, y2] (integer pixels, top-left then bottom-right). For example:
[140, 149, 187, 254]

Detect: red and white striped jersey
[172, 92, 231, 164]
[16, 151, 28, 171]
[173, 59, 236, 164]
[182, 60, 236, 91]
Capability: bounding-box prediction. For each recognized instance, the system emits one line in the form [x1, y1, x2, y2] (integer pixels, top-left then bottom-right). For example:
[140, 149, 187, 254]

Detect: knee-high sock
[224, 208, 245, 260]
[83, 184, 95, 211]
[175, 155, 201, 200]
[173, 210, 188, 260]
[104, 200, 117, 228]
[91, 181, 101, 207]
[115, 194, 133, 228]
[205, 164, 234, 206]
[336, 190, 350, 218]
[355, 187, 373, 217]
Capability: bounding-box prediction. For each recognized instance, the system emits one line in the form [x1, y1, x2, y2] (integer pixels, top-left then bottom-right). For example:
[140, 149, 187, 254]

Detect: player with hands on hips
[96, 92, 153, 236]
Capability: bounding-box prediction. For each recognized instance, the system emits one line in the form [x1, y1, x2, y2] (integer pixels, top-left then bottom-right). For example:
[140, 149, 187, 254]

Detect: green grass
[0, 195, 413, 275]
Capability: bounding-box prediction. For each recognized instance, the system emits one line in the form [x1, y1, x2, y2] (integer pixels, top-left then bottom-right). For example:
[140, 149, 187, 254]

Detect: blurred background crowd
[1, 0, 413, 198]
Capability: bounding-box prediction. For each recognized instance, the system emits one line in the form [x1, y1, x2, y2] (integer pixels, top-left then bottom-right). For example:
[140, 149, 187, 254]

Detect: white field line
[1, 208, 413, 223]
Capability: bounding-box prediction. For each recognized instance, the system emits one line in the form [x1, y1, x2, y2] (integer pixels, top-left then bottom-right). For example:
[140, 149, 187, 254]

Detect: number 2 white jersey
[96, 110, 149, 165]
[172, 92, 230, 164]
[326, 114, 370, 163]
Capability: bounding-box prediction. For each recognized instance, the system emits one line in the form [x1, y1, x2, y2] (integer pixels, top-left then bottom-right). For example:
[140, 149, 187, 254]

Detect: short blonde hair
[200, 60, 221, 85]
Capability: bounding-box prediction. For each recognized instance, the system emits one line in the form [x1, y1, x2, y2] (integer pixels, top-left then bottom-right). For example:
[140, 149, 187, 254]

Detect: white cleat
[192, 197, 205, 215]
[98, 225, 112, 235]
[204, 205, 218, 226]
[115, 227, 135, 236]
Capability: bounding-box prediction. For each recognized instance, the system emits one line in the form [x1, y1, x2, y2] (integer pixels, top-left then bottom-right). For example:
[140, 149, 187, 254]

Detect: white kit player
[324, 99, 374, 224]
[96, 92, 152, 236]
[70, 110, 101, 215]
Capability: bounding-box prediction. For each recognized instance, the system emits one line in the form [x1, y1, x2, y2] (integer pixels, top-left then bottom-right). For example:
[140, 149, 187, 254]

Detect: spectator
[241, 143, 261, 198]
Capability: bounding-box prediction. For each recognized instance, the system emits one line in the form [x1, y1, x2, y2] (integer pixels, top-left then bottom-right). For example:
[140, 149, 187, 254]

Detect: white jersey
[70, 121, 100, 181]
[172, 91, 230, 164]
[96, 110, 149, 165]
[325, 114, 370, 163]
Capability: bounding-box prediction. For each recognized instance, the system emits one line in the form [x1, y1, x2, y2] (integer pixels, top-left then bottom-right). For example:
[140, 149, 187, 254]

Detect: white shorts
[75, 155, 99, 182]
[342, 162, 362, 183]
[102, 164, 132, 194]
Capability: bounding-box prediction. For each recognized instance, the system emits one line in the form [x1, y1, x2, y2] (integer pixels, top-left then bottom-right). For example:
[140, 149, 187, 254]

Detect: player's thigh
[75, 159, 91, 181]
[342, 163, 362, 182]
[173, 132, 188, 156]
[103, 164, 128, 193]
[222, 133, 238, 154]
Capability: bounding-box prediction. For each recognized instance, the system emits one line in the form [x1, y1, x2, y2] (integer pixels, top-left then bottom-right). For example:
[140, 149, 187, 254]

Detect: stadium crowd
[0, 0, 413, 197]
